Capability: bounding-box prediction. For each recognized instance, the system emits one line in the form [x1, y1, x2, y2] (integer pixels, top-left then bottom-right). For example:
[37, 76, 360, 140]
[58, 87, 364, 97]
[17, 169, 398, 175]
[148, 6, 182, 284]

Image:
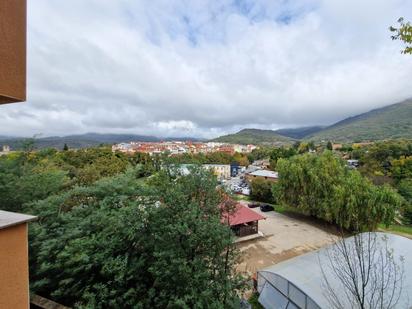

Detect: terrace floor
[236, 202, 337, 276]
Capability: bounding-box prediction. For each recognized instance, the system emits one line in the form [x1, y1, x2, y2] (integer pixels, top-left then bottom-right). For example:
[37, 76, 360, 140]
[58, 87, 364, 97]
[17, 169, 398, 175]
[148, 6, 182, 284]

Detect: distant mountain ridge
[0, 133, 203, 150]
[212, 99, 412, 144]
[211, 128, 295, 145]
[309, 99, 412, 142]
[2, 99, 411, 150]
[274, 126, 325, 139]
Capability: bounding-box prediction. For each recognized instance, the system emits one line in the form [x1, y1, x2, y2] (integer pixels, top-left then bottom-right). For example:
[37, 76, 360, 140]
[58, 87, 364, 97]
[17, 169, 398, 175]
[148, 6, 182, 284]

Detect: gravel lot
[236, 202, 336, 276]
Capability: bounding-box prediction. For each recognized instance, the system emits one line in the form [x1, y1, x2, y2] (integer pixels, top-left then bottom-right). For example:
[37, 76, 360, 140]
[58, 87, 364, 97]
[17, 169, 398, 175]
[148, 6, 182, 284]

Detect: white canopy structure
[257, 233, 412, 309]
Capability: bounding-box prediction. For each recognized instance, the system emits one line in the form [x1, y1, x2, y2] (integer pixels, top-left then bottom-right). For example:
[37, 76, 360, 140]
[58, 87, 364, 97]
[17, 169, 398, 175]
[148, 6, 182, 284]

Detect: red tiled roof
[221, 203, 265, 226]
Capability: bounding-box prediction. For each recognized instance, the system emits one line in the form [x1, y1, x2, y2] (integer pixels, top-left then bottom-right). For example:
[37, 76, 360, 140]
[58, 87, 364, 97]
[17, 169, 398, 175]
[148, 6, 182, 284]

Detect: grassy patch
[232, 194, 251, 201]
[379, 224, 412, 237]
[272, 204, 304, 216]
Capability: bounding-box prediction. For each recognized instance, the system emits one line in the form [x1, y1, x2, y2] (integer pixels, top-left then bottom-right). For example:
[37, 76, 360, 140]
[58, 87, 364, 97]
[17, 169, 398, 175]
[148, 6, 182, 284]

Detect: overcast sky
[2, 0, 412, 138]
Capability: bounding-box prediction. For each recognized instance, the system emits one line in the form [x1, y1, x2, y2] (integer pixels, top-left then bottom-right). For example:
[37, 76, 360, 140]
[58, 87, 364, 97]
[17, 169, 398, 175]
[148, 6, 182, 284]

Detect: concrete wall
[0, 224, 30, 309]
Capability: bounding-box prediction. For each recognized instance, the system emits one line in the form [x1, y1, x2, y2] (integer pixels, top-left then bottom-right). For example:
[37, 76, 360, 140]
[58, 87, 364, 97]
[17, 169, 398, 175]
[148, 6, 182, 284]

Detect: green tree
[391, 156, 412, 181]
[27, 167, 244, 308]
[390, 17, 412, 54]
[250, 178, 274, 203]
[277, 152, 403, 230]
[269, 147, 296, 170]
[271, 182, 281, 205]
[398, 178, 412, 203]
[398, 179, 412, 225]
[326, 141, 333, 150]
[63, 143, 69, 151]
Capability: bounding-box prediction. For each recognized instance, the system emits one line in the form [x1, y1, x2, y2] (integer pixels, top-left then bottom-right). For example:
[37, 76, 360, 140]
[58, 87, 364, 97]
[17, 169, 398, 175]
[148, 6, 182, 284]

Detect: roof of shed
[249, 170, 278, 178]
[0, 210, 36, 230]
[221, 204, 265, 226]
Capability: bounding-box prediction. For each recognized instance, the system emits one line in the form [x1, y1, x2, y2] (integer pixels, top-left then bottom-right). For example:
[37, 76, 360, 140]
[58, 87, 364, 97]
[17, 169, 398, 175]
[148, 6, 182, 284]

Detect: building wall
[0, 224, 30, 309]
[203, 164, 231, 180]
[245, 174, 278, 183]
[0, 0, 27, 104]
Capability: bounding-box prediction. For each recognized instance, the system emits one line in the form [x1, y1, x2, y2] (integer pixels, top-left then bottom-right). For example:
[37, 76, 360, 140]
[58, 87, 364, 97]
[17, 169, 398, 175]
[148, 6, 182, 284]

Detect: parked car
[248, 203, 260, 208]
[260, 204, 274, 212]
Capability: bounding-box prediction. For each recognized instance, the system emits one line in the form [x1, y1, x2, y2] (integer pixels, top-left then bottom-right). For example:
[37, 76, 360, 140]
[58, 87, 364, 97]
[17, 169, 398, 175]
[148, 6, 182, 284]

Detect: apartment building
[0, 211, 36, 308]
[0, 2, 36, 309]
[0, 0, 26, 104]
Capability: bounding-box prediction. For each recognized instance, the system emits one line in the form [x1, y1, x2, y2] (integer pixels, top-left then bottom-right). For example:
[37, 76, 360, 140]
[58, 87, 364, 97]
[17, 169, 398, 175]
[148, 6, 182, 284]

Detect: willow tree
[277, 152, 403, 230]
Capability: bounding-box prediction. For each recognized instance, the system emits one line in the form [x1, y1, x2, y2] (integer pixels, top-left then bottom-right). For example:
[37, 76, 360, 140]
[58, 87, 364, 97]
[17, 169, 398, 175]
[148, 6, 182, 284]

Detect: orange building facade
[0, 0, 27, 104]
[0, 211, 36, 309]
[0, 1, 31, 308]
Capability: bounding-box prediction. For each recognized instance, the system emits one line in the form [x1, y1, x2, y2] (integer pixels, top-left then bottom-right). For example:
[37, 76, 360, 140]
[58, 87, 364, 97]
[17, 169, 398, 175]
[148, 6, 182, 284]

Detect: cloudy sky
[2, 0, 412, 138]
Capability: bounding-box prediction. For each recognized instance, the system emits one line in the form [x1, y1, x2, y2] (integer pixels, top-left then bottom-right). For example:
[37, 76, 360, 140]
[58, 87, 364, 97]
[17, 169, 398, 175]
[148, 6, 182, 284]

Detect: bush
[271, 182, 281, 204]
[398, 178, 412, 203]
[250, 178, 273, 203]
[402, 204, 412, 225]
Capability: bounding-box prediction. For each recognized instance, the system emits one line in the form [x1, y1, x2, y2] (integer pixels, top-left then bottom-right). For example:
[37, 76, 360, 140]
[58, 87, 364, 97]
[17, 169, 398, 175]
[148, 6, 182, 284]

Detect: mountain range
[1, 99, 411, 150]
[0, 133, 203, 150]
[213, 98, 412, 144]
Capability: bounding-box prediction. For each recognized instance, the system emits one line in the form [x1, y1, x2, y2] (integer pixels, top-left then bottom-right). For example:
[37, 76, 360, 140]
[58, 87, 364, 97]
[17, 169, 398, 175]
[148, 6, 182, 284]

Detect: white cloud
[1, 0, 412, 138]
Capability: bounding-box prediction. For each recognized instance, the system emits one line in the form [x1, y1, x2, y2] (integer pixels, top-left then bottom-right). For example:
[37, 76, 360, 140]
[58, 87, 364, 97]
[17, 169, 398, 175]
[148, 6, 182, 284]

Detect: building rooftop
[0, 210, 37, 230]
[221, 204, 265, 226]
[249, 170, 279, 178]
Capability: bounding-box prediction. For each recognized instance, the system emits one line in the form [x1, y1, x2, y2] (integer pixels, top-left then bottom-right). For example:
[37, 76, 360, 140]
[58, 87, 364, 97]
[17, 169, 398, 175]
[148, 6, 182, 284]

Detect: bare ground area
[236, 203, 337, 276]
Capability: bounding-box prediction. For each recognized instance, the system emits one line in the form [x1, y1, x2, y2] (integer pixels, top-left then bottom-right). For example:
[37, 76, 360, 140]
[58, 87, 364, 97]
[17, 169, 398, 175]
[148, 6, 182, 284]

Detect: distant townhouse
[332, 143, 343, 150]
[203, 164, 231, 180]
[111, 143, 132, 153]
[112, 141, 257, 156]
[252, 159, 271, 169]
[0, 145, 11, 156]
[217, 145, 235, 155]
[0, 210, 36, 308]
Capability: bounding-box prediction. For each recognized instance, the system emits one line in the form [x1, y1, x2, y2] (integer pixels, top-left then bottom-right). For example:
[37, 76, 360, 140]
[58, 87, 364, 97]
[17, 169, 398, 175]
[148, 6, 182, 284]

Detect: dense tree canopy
[26, 166, 244, 308]
[250, 178, 274, 203]
[0, 147, 148, 213]
[277, 152, 404, 230]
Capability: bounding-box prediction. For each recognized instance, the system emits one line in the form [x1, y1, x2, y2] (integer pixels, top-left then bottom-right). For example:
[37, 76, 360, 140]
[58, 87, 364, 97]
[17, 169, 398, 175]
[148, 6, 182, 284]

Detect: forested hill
[211, 128, 295, 145]
[274, 126, 325, 139]
[0, 133, 202, 150]
[212, 99, 412, 144]
[309, 99, 412, 142]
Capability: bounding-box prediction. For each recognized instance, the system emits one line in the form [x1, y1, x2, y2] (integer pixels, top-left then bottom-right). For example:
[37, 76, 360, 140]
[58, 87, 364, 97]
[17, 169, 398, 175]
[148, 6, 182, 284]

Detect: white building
[203, 164, 231, 180]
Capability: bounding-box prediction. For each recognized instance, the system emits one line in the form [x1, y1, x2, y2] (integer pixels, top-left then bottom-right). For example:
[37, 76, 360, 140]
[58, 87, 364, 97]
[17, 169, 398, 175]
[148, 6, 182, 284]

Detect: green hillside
[310, 99, 412, 142]
[0, 133, 203, 150]
[212, 128, 294, 145]
[275, 126, 325, 139]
